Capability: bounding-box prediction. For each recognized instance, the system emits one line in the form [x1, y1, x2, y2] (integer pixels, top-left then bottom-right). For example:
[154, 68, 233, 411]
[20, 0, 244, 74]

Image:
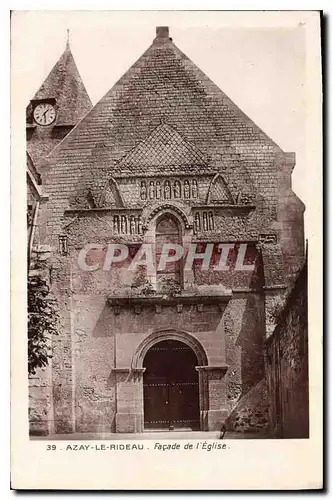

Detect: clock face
[33, 103, 56, 126]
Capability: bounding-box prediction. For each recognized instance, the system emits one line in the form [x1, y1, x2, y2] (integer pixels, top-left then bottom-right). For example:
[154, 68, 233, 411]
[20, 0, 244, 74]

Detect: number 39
[46, 445, 56, 451]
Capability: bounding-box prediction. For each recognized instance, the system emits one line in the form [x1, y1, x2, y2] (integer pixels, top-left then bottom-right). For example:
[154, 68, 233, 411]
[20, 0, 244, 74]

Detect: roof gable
[47, 26, 285, 218]
[118, 123, 207, 169]
[50, 27, 282, 162]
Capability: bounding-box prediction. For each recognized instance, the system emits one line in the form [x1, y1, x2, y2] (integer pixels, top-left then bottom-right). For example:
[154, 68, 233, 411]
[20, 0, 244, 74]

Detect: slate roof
[31, 42, 92, 126]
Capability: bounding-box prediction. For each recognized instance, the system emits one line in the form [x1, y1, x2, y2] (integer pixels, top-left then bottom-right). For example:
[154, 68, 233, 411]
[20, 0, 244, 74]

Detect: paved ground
[31, 430, 268, 440]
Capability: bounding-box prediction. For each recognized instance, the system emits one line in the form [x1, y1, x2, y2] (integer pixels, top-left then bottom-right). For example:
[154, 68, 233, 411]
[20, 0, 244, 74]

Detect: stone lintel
[193, 204, 256, 211]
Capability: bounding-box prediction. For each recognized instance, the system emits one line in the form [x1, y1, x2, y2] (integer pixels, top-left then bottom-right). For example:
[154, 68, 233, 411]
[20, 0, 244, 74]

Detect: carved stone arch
[145, 203, 192, 230]
[145, 203, 192, 229]
[107, 177, 125, 207]
[206, 173, 235, 204]
[94, 176, 125, 208]
[131, 328, 209, 370]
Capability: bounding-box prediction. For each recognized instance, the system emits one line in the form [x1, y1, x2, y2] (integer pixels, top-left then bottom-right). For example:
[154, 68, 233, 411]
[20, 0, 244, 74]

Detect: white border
[7, 5, 325, 494]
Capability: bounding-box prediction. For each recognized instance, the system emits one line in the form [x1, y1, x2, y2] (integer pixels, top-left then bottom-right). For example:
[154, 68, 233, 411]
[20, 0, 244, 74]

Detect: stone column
[113, 368, 146, 433]
[196, 365, 228, 431]
[182, 229, 195, 288]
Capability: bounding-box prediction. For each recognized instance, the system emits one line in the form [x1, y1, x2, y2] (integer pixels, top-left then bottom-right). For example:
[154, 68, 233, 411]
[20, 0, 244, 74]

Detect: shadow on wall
[237, 297, 266, 395]
[91, 302, 115, 338]
[237, 253, 265, 395]
[74, 302, 117, 433]
[226, 255, 269, 433]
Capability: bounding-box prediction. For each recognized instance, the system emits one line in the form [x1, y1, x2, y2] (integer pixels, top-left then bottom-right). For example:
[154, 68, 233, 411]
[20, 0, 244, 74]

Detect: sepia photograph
[11, 9, 322, 490]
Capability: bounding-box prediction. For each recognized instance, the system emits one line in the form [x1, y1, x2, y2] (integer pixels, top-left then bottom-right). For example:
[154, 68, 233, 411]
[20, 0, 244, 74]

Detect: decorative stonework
[94, 177, 125, 208]
[259, 234, 278, 245]
[206, 173, 235, 204]
[193, 210, 214, 233]
[69, 177, 125, 210]
[117, 122, 208, 170]
[107, 292, 232, 313]
[139, 178, 198, 202]
[113, 214, 143, 235]
[144, 202, 192, 229]
[58, 235, 68, 255]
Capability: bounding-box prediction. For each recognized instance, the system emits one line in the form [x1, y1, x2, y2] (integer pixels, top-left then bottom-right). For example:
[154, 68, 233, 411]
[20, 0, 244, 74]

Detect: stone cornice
[64, 207, 142, 215]
[192, 204, 256, 215]
[111, 171, 217, 179]
[232, 285, 287, 294]
[107, 292, 232, 311]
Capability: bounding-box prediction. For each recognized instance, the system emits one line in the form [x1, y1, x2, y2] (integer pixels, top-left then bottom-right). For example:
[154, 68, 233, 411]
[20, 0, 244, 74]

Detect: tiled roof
[31, 44, 92, 126]
[50, 28, 282, 160]
[45, 27, 284, 234]
[118, 123, 207, 168]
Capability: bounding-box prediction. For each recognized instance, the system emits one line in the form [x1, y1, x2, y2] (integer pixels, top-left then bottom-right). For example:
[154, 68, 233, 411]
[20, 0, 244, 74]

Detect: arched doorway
[143, 339, 200, 430]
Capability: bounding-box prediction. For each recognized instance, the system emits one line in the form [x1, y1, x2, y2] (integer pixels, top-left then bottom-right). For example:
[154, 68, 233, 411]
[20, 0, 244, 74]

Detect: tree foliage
[28, 274, 59, 375]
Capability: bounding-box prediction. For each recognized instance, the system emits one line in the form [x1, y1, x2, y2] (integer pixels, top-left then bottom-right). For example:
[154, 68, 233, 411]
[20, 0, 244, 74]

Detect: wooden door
[143, 340, 200, 430]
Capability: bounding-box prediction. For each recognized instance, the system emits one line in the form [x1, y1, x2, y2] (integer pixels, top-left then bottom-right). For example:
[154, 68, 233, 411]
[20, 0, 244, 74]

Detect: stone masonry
[27, 26, 305, 435]
[265, 258, 308, 438]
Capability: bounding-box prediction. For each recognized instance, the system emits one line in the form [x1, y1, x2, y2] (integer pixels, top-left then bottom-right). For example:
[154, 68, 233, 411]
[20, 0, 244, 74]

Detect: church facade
[27, 27, 305, 435]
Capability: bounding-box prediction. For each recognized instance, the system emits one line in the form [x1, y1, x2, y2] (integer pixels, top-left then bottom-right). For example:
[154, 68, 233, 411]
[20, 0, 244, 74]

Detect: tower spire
[66, 29, 70, 50]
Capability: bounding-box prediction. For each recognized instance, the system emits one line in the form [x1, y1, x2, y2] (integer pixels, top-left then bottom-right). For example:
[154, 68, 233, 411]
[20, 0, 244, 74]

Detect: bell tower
[26, 31, 92, 172]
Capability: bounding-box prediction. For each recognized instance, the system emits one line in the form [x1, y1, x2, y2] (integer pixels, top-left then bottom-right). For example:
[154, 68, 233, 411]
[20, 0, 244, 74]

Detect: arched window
[155, 214, 182, 291]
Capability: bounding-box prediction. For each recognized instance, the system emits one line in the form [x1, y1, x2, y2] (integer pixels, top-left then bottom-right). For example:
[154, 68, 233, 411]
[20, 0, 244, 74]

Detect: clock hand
[42, 109, 49, 124]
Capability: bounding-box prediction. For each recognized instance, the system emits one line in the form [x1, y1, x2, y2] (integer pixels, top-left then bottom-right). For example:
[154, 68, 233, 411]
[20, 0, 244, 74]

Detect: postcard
[11, 9, 322, 490]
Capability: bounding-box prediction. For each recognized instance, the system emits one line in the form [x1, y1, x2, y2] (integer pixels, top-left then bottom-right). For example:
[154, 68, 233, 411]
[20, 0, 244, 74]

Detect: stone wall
[265, 259, 308, 438]
[27, 27, 306, 435]
[225, 379, 269, 434]
[46, 287, 268, 433]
